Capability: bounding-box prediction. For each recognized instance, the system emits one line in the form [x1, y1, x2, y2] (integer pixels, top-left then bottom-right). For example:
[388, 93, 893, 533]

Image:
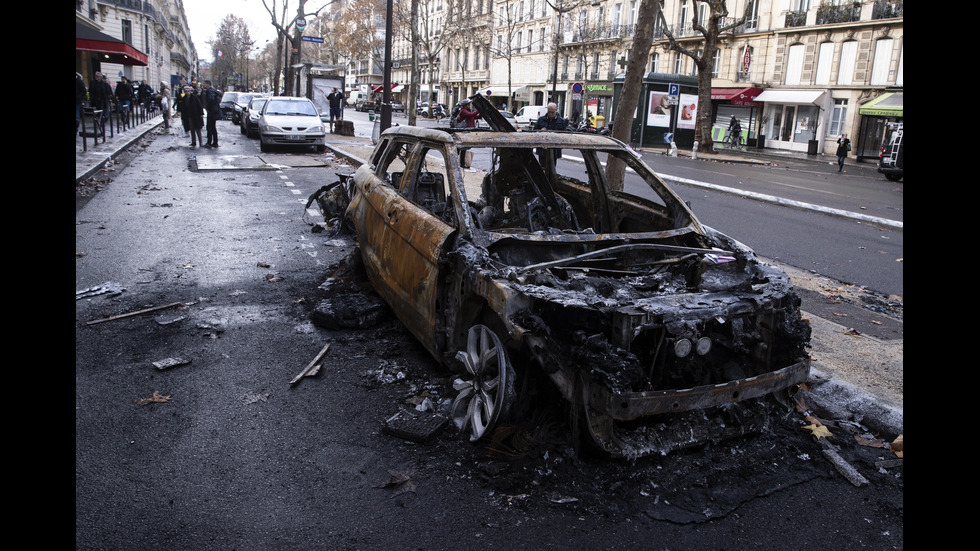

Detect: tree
[606, 0, 660, 191]
[661, 0, 744, 153]
[334, 0, 387, 89]
[208, 16, 253, 90]
[261, 0, 336, 96]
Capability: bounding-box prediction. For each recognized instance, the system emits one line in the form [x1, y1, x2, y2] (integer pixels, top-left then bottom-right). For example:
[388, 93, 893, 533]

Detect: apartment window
[517, 31, 523, 53]
[592, 52, 600, 77]
[649, 52, 659, 73]
[485, 46, 490, 69]
[829, 98, 847, 136]
[837, 40, 857, 85]
[870, 38, 893, 85]
[895, 45, 903, 86]
[529, 0, 535, 19]
[613, 3, 621, 26]
[785, 43, 804, 85]
[527, 29, 533, 53]
[815, 42, 834, 85]
[540, 28, 547, 51]
[629, 1, 637, 25]
[121, 20, 133, 45]
[673, 53, 683, 73]
[745, 0, 760, 30]
[711, 49, 719, 77]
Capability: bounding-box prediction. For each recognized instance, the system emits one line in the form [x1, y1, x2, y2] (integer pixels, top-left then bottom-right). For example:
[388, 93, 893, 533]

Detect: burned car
[326, 98, 810, 458]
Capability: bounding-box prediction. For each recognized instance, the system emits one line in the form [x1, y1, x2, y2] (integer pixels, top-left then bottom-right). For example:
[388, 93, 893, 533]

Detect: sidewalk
[76, 113, 164, 183]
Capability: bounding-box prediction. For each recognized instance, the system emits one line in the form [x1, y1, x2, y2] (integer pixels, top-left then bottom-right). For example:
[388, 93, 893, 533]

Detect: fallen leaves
[135, 390, 170, 406]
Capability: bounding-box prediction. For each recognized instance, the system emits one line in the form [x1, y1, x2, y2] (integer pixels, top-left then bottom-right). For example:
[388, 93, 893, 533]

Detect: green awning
[860, 92, 903, 117]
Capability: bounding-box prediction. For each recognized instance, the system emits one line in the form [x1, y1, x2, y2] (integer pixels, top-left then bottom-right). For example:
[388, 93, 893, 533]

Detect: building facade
[76, 0, 198, 97]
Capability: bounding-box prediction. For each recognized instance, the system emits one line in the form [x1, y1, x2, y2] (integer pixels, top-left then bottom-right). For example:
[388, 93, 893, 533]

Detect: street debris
[242, 391, 270, 404]
[135, 390, 170, 406]
[383, 409, 449, 443]
[290, 343, 330, 385]
[820, 440, 869, 487]
[82, 302, 187, 326]
[361, 360, 407, 386]
[152, 357, 192, 370]
[374, 469, 417, 496]
[76, 281, 126, 300]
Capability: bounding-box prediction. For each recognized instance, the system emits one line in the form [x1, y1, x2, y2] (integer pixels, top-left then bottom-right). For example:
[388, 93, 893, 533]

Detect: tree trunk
[606, 0, 660, 191]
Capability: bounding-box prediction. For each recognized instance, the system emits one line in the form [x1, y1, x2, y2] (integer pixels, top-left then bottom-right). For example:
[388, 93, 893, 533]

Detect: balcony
[784, 10, 808, 27]
[872, 0, 903, 19]
[816, 2, 863, 25]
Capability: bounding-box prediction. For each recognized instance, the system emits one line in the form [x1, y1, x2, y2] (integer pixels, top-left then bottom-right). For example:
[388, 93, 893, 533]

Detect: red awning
[76, 23, 148, 66]
[372, 84, 398, 93]
[711, 87, 762, 106]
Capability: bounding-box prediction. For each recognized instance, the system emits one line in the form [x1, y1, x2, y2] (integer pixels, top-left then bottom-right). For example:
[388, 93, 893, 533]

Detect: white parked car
[258, 97, 327, 153]
[513, 105, 548, 130]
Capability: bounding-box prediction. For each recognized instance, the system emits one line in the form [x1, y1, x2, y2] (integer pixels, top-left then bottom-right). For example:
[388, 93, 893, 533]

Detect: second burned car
[326, 98, 811, 458]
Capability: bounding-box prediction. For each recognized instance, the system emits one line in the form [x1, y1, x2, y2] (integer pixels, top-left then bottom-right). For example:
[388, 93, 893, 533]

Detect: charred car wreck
[321, 96, 810, 458]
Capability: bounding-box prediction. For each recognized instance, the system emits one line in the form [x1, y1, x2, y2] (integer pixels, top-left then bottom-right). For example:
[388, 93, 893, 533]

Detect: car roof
[379, 125, 624, 149]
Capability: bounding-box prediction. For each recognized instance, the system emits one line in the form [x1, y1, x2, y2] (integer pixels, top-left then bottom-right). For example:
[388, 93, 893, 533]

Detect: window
[673, 53, 683, 73]
[745, 0, 760, 30]
[895, 44, 903, 86]
[711, 49, 720, 77]
[785, 43, 804, 85]
[540, 28, 546, 51]
[870, 38, 893, 85]
[829, 98, 848, 136]
[649, 52, 659, 73]
[527, 29, 533, 53]
[122, 20, 133, 45]
[517, 32, 523, 53]
[837, 40, 857, 85]
[815, 42, 834, 85]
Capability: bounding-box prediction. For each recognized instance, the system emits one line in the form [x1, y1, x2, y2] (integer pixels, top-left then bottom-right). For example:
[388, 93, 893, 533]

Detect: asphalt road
[76, 121, 902, 550]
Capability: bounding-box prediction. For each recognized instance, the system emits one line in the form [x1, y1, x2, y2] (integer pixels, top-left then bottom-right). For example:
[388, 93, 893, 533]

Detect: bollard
[692, 141, 699, 160]
[669, 141, 678, 157]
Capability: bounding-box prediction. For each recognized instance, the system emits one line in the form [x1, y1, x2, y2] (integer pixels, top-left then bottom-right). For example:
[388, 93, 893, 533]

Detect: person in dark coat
[836, 133, 851, 172]
[182, 86, 204, 147]
[76, 72, 87, 134]
[533, 103, 567, 168]
[115, 77, 135, 126]
[202, 80, 221, 147]
[89, 72, 112, 124]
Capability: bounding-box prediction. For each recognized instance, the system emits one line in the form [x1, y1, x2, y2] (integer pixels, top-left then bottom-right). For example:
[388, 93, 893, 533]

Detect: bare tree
[261, 0, 335, 96]
[207, 16, 253, 90]
[661, 0, 744, 153]
[606, 0, 660, 191]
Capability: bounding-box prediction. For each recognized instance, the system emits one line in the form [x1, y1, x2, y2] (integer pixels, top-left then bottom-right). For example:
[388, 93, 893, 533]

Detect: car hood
[260, 113, 322, 129]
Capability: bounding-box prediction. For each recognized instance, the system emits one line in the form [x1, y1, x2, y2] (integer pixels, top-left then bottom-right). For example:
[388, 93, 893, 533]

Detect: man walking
[202, 80, 221, 147]
[533, 103, 567, 169]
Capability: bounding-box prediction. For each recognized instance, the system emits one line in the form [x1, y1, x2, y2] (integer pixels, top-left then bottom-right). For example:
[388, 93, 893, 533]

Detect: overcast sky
[183, 0, 281, 53]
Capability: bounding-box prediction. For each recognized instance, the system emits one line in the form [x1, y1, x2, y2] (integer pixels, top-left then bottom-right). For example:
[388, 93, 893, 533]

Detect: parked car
[318, 96, 811, 458]
[391, 100, 405, 113]
[257, 97, 327, 153]
[219, 91, 240, 120]
[240, 96, 269, 138]
[232, 93, 265, 125]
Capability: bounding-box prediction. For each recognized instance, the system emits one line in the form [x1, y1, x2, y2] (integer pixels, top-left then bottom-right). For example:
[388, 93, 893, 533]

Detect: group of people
[173, 80, 222, 147]
[76, 72, 178, 136]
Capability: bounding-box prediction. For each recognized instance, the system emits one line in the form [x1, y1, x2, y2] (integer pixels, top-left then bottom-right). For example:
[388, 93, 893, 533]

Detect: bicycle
[727, 130, 743, 150]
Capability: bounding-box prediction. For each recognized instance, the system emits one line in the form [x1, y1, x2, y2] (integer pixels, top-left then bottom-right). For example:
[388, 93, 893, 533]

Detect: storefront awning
[859, 92, 903, 117]
[754, 89, 826, 105]
[76, 23, 148, 66]
[372, 83, 399, 93]
[513, 85, 532, 101]
[391, 85, 404, 93]
[711, 87, 762, 106]
[479, 86, 513, 97]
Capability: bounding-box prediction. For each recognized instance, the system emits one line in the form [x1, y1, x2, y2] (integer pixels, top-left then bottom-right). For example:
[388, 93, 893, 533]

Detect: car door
[350, 137, 455, 356]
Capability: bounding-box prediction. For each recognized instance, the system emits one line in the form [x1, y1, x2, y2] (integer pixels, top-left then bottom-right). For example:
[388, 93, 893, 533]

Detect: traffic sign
[301, 36, 324, 43]
[668, 83, 679, 96]
[572, 82, 584, 94]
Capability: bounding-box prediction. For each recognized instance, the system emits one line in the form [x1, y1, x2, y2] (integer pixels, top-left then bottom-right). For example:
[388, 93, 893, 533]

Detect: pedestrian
[457, 99, 481, 128]
[182, 85, 204, 147]
[89, 72, 111, 125]
[115, 76, 135, 129]
[534, 102, 567, 131]
[836, 133, 851, 172]
[202, 80, 221, 147]
[138, 80, 154, 112]
[534, 102, 568, 168]
[326, 87, 344, 132]
[158, 84, 172, 130]
[76, 72, 87, 135]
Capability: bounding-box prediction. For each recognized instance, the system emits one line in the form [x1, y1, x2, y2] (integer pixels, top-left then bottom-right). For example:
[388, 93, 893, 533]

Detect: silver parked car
[258, 97, 327, 153]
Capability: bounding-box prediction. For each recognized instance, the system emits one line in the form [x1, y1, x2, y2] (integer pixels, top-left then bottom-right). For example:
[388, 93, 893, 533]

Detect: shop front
[755, 89, 831, 153]
[711, 87, 762, 146]
[857, 91, 903, 162]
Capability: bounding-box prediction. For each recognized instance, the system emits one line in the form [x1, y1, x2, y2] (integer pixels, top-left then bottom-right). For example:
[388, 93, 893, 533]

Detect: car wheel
[885, 173, 903, 182]
[451, 325, 516, 442]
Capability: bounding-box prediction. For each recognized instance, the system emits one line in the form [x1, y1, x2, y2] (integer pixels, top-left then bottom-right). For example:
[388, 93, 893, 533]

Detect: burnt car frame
[331, 97, 810, 458]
